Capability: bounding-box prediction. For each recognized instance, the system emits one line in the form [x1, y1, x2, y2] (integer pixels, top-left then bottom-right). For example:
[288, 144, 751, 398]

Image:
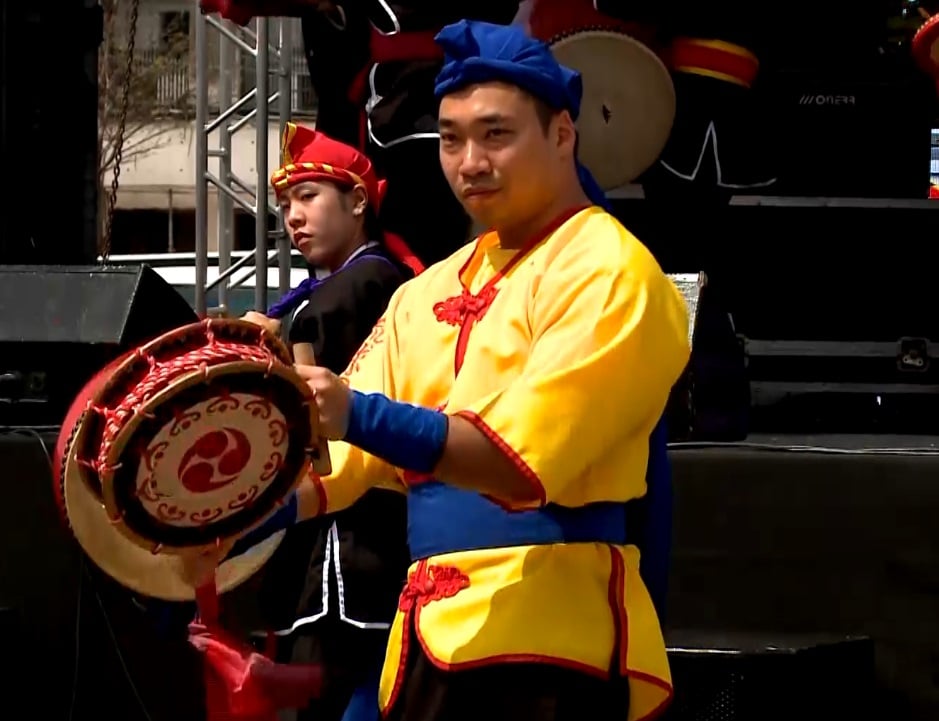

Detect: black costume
[230, 243, 412, 721]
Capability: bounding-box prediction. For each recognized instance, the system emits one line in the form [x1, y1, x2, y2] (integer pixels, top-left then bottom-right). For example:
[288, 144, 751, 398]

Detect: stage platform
[667, 434, 939, 721]
[0, 429, 937, 719]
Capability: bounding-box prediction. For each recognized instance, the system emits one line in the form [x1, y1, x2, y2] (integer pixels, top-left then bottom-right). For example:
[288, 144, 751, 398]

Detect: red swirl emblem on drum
[176, 427, 252, 493]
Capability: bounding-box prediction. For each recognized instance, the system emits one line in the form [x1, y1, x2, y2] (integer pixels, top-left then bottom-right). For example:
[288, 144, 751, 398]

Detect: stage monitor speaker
[667, 273, 749, 442]
[766, 72, 934, 199]
[0, 265, 199, 427]
[663, 632, 880, 721]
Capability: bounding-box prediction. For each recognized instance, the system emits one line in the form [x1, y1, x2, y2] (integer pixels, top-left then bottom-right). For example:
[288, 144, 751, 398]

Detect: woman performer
[235, 122, 422, 721]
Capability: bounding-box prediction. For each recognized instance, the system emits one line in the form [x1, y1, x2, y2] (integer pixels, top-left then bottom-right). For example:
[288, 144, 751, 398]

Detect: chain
[101, 0, 141, 262]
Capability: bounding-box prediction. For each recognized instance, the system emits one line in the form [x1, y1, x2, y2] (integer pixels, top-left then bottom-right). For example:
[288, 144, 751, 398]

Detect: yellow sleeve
[315, 289, 407, 514]
[459, 222, 690, 507]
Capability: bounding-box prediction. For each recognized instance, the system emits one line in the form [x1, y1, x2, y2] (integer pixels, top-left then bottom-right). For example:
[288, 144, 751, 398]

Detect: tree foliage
[98, 0, 193, 190]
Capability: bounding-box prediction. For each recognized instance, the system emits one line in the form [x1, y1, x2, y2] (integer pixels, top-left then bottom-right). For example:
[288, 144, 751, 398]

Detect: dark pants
[274, 616, 388, 721]
[385, 617, 631, 721]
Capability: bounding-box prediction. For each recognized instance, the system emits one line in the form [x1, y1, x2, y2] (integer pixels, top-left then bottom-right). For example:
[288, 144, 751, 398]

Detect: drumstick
[920, 7, 931, 20]
[293, 341, 317, 366]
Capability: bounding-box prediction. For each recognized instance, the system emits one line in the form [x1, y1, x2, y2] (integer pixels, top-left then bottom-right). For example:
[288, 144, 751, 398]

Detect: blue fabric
[266, 252, 397, 319]
[577, 161, 613, 212]
[227, 492, 298, 559]
[343, 391, 449, 474]
[340, 658, 382, 721]
[407, 482, 630, 560]
[434, 20, 583, 119]
[641, 418, 672, 622]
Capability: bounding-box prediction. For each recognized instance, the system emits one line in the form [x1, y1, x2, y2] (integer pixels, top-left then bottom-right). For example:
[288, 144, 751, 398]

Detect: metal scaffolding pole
[217, 17, 234, 313]
[194, 11, 209, 316]
[276, 20, 293, 300]
[193, 3, 296, 317]
[254, 19, 270, 312]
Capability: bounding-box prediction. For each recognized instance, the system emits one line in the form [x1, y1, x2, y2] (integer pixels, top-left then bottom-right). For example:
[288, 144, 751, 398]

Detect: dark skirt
[384, 616, 631, 721]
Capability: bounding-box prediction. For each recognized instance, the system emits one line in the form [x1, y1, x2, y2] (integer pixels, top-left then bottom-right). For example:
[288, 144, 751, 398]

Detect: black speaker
[0, 2, 102, 265]
[766, 72, 935, 199]
[0, 265, 198, 427]
[666, 274, 749, 443]
[664, 632, 880, 721]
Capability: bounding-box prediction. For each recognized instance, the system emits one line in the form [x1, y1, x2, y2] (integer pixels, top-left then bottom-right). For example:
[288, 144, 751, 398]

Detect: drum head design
[53, 319, 330, 600]
[550, 30, 676, 190]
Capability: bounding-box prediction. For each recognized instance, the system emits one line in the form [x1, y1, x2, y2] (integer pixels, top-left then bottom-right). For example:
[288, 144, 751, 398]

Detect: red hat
[271, 123, 389, 212]
[271, 123, 424, 275]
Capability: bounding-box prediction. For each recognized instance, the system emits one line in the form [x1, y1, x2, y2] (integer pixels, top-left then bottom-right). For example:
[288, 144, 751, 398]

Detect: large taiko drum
[528, 0, 676, 191]
[53, 318, 330, 601]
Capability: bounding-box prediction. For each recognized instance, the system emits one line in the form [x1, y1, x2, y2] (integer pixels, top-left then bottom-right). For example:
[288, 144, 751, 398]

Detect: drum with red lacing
[53, 318, 330, 601]
[643, 4, 777, 198]
[527, 0, 676, 191]
[913, 13, 939, 94]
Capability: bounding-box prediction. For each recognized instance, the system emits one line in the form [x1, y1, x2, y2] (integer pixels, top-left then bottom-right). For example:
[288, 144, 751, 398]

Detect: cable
[668, 440, 939, 456]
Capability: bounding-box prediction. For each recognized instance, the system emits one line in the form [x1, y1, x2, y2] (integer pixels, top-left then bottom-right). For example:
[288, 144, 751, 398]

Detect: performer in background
[200, 0, 521, 267]
[210, 20, 690, 721]
[639, 1, 778, 200]
[236, 122, 421, 721]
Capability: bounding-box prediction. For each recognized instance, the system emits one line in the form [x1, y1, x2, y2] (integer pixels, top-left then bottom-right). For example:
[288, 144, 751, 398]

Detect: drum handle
[194, 575, 278, 657]
[195, 576, 221, 626]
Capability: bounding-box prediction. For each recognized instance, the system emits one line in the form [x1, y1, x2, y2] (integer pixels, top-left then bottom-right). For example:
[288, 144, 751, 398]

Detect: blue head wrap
[433, 20, 612, 212]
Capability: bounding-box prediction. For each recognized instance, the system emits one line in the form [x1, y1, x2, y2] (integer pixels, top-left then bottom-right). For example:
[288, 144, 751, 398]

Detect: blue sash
[406, 417, 672, 621]
[407, 482, 631, 560]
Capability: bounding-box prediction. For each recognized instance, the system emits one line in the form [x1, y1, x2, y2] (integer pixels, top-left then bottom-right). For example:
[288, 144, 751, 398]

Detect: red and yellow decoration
[272, 122, 425, 275]
[272, 122, 390, 211]
[53, 318, 325, 602]
[668, 37, 760, 88]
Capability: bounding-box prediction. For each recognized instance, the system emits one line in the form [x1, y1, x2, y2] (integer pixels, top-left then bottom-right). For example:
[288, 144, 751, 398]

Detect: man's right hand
[242, 311, 282, 336]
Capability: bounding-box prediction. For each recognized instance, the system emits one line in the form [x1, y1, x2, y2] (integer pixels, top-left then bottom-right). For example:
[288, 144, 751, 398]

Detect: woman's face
[279, 180, 366, 270]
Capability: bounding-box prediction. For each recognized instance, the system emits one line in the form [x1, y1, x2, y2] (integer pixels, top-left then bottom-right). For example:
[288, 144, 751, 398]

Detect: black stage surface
[667, 434, 939, 720]
[1, 429, 937, 719]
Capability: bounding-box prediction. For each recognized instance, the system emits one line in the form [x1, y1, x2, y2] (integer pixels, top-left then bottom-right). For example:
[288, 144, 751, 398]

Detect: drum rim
[547, 27, 677, 189]
[548, 27, 675, 103]
[66, 317, 329, 552]
[912, 15, 939, 74]
[74, 318, 295, 500]
[100, 358, 319, 552]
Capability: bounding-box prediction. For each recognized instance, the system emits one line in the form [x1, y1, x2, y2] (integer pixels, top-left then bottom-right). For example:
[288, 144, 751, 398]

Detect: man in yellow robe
[219, 18, 690, 721]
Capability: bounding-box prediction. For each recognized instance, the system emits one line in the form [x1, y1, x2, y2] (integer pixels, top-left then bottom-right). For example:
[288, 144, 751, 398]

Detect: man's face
[279, 181, 363, 269]
[438, 82, 567, 231]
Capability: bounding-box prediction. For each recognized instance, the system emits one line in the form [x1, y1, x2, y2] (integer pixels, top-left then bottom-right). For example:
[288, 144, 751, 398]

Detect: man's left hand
[294, 365, 352, 440]
[242, 311, 282, 336]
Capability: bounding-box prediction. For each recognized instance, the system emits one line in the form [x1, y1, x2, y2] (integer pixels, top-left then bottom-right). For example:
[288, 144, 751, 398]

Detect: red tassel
[383, 231, 426, 276]
[191, 577, 325, 720]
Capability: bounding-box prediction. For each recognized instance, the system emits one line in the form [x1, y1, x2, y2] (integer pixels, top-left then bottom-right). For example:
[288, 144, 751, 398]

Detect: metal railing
[194, 5, 298, 317]
[137, 48, 192, 112]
